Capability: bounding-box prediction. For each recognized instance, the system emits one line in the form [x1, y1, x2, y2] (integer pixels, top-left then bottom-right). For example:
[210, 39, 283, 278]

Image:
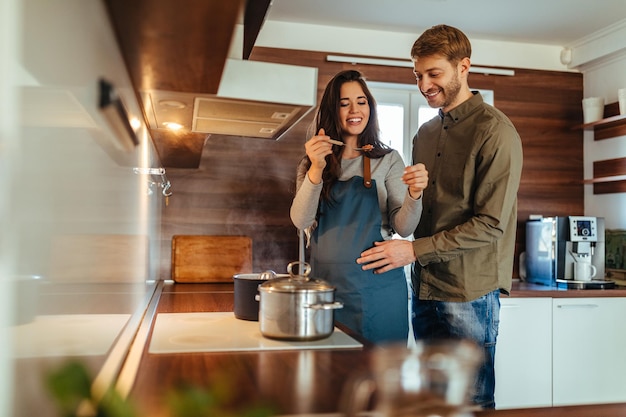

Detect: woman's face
[338, 81, 370, 139]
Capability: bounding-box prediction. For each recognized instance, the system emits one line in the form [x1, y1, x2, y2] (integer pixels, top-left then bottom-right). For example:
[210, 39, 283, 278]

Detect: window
[370, 82, 494, 163]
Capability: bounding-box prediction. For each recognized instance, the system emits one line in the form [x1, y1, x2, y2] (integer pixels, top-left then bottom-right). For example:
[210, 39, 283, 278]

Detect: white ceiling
[266, 0, 626, 46]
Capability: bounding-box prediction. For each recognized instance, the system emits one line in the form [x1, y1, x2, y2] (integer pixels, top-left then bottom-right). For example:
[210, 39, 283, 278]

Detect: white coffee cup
[582, 97, 605, 123]
[618, 88, 626, 116]
[574, 257, 597, 282]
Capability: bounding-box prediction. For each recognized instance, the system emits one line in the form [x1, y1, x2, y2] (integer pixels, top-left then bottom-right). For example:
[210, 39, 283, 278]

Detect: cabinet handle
[556, 304, 599, 309]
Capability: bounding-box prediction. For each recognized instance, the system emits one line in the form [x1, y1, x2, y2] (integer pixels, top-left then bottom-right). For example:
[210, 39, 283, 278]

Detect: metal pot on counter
[256, 261, 343, 341]
[233, 270, 288, 321]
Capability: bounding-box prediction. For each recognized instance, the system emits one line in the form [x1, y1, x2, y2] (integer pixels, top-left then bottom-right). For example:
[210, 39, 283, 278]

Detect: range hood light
[163, 122, 184, 131]
[272, 112, 291, 120]
[159, 99, 187, 109]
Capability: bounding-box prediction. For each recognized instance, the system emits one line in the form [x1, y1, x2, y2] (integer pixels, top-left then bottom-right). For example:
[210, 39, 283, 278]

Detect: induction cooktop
[556, 279, 616, 289]
[149, 312, 363, 354]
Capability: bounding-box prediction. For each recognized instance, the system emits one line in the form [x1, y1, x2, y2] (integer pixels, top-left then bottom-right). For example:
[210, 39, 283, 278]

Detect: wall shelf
[575, 102, 626, 194]
[571, 102, 626, 140]
[583, 175, 626, 184]
[574, 113, 626, 129]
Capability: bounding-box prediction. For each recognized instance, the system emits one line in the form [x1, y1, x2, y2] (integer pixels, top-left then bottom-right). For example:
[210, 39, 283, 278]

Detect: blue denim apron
[310, 167, 408, 344]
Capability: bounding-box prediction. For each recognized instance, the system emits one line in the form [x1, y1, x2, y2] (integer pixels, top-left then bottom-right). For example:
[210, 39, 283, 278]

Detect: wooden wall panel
[594, 157, 626, 178]
[159, 47, 584, 280]
[594, 180, 626, 194]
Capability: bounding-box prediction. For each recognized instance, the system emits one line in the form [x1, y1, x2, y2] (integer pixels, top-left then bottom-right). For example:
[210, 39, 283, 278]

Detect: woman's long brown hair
[302, 69, 392, 201]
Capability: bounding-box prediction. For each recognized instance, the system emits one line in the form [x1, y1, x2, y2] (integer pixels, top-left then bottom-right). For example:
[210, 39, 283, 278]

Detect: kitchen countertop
[509, 279, 626, 298]
[124, 281, 626, 416]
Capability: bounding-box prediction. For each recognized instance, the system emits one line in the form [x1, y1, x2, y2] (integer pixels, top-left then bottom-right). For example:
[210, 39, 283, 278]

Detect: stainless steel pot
[233, 271, 287, 321]
[257, 261, 343, 341]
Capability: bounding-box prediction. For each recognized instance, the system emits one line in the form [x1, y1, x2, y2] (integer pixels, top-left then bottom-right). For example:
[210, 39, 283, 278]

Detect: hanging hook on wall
[161, 179, 172, 197]
[133, 167, 172, 202]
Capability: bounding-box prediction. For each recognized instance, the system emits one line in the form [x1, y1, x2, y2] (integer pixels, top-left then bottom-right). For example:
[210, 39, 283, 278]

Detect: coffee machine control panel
[569, 216, 598, 242]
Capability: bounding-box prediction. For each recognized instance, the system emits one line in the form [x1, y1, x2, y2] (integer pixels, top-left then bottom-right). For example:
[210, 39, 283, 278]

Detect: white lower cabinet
[552, 297, 626, 406]
[495, 296, 626, 410]
[495, 297, 553, 409]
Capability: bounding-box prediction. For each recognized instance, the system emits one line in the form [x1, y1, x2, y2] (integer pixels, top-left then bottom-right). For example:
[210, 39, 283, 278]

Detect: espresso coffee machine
[524, 215, 613, 289]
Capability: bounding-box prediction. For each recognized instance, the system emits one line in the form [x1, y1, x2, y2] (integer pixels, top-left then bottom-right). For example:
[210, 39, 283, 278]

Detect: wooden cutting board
[171, 235, 253, 283]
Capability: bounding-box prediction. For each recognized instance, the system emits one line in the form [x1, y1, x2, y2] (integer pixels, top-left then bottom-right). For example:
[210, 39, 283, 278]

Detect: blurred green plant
[46, 361, 276, 417]
[45, 360, 136, 417]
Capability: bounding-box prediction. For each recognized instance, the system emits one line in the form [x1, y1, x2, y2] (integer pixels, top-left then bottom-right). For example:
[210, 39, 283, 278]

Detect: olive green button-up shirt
[411, 92, 523, 302]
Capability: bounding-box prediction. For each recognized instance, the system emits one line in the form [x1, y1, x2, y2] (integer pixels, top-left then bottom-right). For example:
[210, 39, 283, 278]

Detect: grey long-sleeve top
[290, 150, 423, 240]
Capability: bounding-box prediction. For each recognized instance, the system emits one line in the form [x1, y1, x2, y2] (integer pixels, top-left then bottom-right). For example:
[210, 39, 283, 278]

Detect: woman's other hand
[403, 163, 428, 199]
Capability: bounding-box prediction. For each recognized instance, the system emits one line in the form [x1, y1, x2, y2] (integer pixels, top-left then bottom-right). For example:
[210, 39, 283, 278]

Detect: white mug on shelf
[582, 96, 605, 123]
[574, 255, 597, 282]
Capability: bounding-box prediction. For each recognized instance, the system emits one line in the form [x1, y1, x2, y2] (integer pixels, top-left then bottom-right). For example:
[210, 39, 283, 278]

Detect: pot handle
[304, 301, 343, 310]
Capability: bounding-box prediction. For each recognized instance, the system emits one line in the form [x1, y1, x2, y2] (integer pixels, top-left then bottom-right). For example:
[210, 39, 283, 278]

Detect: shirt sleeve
[385, 151, 423, 238]
[289, 159, 322, 231]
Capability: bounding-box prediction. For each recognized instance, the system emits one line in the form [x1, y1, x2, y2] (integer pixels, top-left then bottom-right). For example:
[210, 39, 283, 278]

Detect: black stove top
[556, 279, 616, 290]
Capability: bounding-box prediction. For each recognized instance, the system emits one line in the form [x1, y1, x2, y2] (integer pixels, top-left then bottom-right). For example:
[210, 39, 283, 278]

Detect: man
[357, 24, 523, 409]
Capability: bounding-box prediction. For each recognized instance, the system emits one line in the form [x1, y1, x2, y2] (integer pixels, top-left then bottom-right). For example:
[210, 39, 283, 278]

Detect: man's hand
[356, 240, 416, 274]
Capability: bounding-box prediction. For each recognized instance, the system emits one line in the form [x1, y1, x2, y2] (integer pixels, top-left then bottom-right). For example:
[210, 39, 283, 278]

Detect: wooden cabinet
[495, 298, 553, 409]
[552, 297, 626, 406]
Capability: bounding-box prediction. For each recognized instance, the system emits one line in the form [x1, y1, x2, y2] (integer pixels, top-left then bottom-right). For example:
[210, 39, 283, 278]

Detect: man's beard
[440, 69, 462, 110]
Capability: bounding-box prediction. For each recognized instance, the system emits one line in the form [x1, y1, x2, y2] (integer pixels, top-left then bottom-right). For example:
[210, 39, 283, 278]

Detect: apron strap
[363, 155, 372, 188]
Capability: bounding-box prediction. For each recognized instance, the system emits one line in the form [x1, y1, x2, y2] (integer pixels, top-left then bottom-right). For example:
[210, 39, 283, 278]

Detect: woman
[290, 70, 428, 344]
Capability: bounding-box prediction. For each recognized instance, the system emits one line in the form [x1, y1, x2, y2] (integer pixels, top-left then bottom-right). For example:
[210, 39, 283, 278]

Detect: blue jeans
[411, 290, 500, 409]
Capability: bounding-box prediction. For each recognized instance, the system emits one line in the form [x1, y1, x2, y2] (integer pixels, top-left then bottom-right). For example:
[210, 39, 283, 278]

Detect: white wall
[257, 20, 569, 72]
[0, 0, 19, 413]
[580, 43, 626, 229]
[582, 61, 626, 229]
[4, 1, 164, 416]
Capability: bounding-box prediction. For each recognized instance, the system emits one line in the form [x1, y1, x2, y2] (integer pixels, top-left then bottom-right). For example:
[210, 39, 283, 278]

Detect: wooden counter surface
[126, 281, 626, 417]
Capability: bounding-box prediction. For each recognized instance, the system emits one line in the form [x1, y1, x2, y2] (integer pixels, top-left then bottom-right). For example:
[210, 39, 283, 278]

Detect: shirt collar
[439, 91, 484, 123]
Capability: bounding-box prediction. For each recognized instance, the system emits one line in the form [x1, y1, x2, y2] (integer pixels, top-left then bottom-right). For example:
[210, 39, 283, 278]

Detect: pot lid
[259, 276, 335, 293]
[233, 271, 289, 281]
[258, 261, 335, 293]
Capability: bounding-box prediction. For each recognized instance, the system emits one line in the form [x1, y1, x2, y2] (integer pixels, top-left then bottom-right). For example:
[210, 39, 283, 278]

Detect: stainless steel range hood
[196, 58, 318, 138]
[143, 26, 318, 140]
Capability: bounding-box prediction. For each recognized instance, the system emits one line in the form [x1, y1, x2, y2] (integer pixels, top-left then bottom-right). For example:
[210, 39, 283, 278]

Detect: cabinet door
[552, 297, 626, 406]
[495, 297, 552, 409]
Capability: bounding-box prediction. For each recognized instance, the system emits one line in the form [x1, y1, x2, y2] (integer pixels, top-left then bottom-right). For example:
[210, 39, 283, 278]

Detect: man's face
[412, 54, 465, 113]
